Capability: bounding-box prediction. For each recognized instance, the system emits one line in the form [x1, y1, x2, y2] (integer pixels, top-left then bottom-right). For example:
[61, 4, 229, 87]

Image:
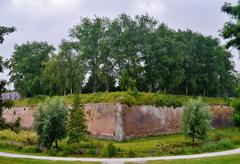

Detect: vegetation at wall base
[0, 128, 239, 158]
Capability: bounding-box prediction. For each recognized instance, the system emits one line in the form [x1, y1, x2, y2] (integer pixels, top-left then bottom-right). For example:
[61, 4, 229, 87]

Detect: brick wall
[3, 103, 234, 141]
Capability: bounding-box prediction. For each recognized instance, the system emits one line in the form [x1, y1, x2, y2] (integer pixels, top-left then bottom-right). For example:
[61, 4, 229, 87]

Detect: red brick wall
[123, 105, 234, 138]
[3, 104, 234, 140]
[3, 107, 34, 129]
[123, 106, 182, 138]
[211, 105, 234, 128]
[85, 103, 117, 137]
[3, 104, 118, 138]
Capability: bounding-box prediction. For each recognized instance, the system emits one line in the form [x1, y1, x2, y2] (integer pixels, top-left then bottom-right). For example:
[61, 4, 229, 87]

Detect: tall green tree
[33, 98, 68, 149]
[42, 40, 86, 95]
[13, 14, 236, 97]
[70, 17, 114, 92]
[221, 1, 240, 50]
[10, 41, 55, 97]
[67, 94, 88, 146]
[0, 26, 15, 129]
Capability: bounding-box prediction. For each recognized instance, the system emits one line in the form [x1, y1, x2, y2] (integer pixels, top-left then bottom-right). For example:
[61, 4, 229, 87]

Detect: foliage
[182, 98, 212, 144]
[221, 1, 240, 50]
[33, 98, 68, 149]
[10, 41, 55, 97]
[14, 92, 235, 107]
[0, 26, 16, 44]
[233, 100, 240, 128]
[106, 142, 117, 157]
[9, 14, 236, 97]
[0, 128, 239, 157]
[67, 94, 88, 145]
[0, 26, 20, 132]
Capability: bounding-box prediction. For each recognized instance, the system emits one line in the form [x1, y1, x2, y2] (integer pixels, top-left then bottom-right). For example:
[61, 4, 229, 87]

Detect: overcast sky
[0, 0, 239, 81]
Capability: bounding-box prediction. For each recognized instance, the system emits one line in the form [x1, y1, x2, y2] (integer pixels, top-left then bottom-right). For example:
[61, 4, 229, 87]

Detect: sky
[0, 0, 239, 81]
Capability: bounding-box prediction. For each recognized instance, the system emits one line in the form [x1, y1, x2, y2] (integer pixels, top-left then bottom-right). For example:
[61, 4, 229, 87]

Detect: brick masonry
[3, 104, 234, 141]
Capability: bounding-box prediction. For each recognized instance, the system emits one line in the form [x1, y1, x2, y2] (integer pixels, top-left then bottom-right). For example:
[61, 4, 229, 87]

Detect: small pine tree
[182, 97, 212, 145]
[67, 94, 88, 146]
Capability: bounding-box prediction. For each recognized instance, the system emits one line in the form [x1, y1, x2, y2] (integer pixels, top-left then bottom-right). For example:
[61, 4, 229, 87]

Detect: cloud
[136, 0, 167, 16]
[12, 0, 80, 9]
[0, 0, 239, 80]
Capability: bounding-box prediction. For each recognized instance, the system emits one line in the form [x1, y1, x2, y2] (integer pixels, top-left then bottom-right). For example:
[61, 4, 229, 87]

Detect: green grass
[142, 154, 240, 164]
[0, 154, 239, 164]
[13, 92, 237, 107]
[0, 128, 239, 158]
[0, 156, 99, 164]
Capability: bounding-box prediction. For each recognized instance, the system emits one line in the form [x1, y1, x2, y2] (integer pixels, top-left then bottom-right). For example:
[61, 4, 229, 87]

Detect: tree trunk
[55, 140, 58, 149]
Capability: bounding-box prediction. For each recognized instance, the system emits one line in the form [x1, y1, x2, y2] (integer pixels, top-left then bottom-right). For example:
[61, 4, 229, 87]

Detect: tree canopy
[221, 1, 240, 50]
[0, 26, 17, 130]
[10, 41, 55, 97]
[9, 14, 237, 97]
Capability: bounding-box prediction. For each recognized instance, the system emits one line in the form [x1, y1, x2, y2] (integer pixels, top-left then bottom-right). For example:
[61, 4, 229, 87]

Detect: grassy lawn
[142, 154, 240, 164]
[0, 128, 239, 158]
[0, 154, 239, 164]
[0, 156, 99, 164]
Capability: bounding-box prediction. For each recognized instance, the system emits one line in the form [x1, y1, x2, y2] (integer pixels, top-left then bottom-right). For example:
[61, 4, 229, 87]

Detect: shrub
[217, 139, 234, 149]
[106, 143, 117, 157]
[88, 148, 97, 156]
[233, 100, 240, 129]
[22, 146, 41, 153]
[182, 97, 212, 144]
[127, 150, 137, 157]
[33, 98, 68, 149]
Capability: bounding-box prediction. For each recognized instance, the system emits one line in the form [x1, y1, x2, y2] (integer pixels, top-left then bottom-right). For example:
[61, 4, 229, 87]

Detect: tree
[10, 41, 55, 97]
[0, 26, 16, 44]
[233, 100, 240, 130]
[33, 98, 68, 149]
[221, 2, 240, 50]
[182, 98, 212, 144]
[67, 94, 88, 146]
[69, 17, 113, 93]
[14, 14, 236, 97]
[0, 26, 15, 129]
[42, 40, 86, 95]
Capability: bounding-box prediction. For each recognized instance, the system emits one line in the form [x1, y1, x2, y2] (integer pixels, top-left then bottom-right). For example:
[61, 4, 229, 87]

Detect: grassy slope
[0, 128, 240, 157]
[13, 92, 236, 107]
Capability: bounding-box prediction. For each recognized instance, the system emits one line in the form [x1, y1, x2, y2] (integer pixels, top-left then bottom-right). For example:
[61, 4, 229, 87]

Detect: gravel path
[0, 148, 240, 163]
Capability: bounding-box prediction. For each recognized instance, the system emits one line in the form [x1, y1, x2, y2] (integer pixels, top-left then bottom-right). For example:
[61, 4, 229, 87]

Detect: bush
[33, 98, 68, 149]
[233, 100, 240, 128]
[88, 148, 97, 156]
[106, 143, 117, 157]
[182, 97, 212, 144]
[217, 139, 234, 149]
[48, 148, 57, 156]
[127, 150, 137, 157]
[22, 146, 41, 153]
